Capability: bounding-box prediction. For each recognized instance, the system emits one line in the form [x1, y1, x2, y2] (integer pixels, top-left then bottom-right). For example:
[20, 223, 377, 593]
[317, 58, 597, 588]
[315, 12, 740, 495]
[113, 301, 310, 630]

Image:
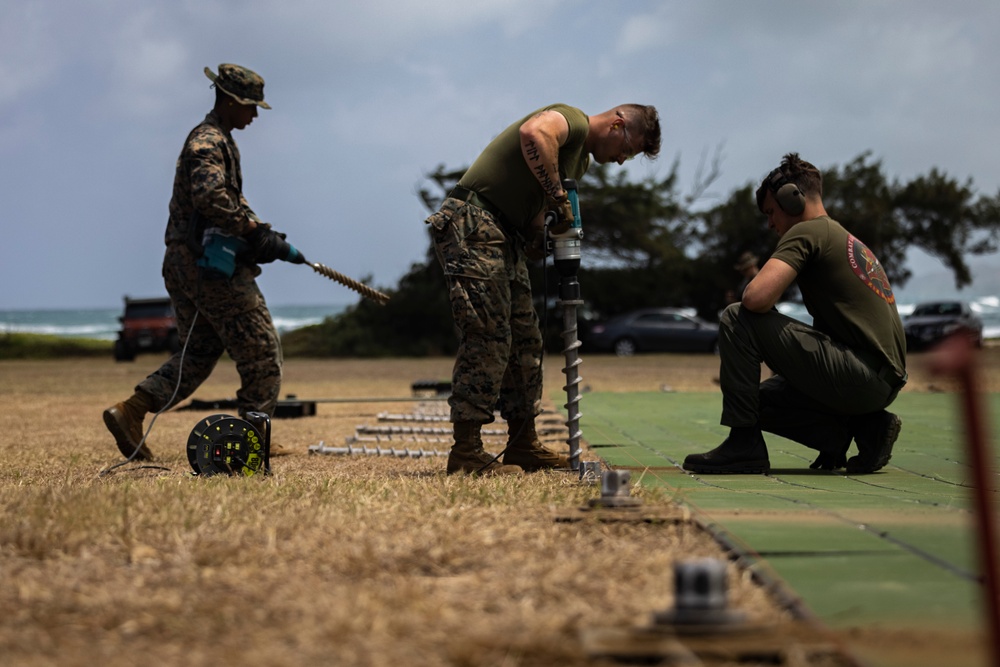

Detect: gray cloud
[2, 1, 997, 309]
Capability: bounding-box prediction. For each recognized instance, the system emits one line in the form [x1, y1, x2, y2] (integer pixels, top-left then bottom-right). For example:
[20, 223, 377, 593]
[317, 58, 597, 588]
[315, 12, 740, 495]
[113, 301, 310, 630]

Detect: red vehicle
[113, 296, 180, 361]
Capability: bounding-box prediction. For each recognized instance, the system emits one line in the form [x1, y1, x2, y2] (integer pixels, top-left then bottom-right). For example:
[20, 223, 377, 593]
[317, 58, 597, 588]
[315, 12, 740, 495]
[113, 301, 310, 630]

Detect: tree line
[282, 152, 1000, 357]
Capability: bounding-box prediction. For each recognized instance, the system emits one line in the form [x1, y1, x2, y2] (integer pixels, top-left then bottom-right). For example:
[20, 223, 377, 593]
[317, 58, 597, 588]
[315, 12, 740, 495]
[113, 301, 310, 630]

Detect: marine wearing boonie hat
[204, 63, 271, 109]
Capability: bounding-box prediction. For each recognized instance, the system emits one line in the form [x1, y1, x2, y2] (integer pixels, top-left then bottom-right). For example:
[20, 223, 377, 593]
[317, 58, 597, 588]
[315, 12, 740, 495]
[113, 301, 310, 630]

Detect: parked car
[114, 296, 180, 361]
[903, 300, 983, 350]
[535, 297, 603, 352]
[583, 307, 719, 356]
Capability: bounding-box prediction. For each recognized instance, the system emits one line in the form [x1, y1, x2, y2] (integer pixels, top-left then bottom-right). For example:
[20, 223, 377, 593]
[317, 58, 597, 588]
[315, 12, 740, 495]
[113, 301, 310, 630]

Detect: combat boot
[683, 425, 770, 474]
[847, 410, 901, 473]
[502, 417, 569, 471]
[103, 390, 156, 461]
[447, 421, 522, 476]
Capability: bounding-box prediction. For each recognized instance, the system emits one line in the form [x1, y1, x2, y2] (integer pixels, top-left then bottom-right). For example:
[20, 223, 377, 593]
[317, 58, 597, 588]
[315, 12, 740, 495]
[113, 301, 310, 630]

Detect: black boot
[683, 426, 770, 474]
[846, 411, 901, 474]
[809, 446, 849, 470]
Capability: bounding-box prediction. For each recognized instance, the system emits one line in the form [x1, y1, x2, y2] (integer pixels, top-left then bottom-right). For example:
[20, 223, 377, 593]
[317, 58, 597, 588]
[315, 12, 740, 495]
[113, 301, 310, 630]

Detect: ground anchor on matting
[582, 558, 852, 665]
[555, 468, 688, 523]
[578, 460, 602, 484]
[588, 469, 643, 508]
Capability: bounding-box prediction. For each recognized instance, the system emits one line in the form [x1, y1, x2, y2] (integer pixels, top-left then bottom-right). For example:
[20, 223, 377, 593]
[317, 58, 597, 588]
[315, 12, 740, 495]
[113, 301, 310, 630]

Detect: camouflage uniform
[137, 100, 281, 419]
[426, 197, 543, 424]
[426, 105, 591, 428]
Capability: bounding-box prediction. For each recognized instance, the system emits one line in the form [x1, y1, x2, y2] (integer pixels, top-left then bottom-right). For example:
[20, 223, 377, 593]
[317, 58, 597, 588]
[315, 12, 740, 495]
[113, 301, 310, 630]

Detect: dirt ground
[0, 345, 997, 666]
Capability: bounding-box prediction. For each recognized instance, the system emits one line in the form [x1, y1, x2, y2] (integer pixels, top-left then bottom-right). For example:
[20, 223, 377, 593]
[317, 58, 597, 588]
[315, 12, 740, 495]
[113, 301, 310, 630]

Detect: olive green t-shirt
[772, 216, 906, 377]
[458, 104, 591, 232]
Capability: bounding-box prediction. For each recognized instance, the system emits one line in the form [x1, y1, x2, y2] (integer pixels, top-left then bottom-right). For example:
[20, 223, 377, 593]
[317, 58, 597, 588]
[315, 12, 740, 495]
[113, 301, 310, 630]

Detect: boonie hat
[204, 64, 271, 109]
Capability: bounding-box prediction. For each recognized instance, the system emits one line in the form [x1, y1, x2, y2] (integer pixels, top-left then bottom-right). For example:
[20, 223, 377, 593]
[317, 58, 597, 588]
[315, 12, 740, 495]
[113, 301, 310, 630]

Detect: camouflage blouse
[164, 111, 260, 247]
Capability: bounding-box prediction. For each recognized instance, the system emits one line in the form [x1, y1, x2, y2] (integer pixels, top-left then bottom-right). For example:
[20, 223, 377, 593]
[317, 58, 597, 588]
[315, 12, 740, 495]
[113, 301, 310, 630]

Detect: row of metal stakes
[303, 401, 797, 662]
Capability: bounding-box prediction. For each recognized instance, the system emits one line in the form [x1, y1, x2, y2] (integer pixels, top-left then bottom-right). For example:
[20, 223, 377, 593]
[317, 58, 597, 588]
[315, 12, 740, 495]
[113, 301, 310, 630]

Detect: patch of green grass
[0, 332, 111, 359]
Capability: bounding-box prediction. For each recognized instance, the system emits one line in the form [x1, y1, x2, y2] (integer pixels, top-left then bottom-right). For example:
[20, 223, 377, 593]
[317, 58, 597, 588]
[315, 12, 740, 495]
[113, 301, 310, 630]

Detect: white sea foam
[0, 304, 345, 340]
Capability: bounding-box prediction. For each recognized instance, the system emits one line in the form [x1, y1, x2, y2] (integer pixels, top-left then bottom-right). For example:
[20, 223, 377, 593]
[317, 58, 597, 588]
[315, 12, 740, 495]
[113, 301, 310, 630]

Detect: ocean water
[2, 297, 998, 342]
[0, 304, 345, 340]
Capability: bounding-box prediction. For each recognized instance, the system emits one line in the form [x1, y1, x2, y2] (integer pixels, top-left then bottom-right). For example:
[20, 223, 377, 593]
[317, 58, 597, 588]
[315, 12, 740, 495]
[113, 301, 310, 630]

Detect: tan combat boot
[102, 390, 156, 461]
[447, 421, 522, 476]
[502, 417, 569, 471]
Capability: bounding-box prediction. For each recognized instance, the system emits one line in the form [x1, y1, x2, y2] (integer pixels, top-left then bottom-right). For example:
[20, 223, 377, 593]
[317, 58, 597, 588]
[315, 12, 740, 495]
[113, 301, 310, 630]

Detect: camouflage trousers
[136, 244, 282, 418]
[426, 197, 543, 424]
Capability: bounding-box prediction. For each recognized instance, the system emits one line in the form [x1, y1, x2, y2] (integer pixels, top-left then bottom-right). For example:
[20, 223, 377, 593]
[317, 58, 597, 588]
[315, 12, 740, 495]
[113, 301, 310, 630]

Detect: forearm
[742, 258, 796, 312]
[520, 110, 569, 201]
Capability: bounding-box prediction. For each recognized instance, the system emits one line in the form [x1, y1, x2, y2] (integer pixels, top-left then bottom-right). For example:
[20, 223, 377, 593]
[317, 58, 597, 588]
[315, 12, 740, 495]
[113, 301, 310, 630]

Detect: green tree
[818, 153, 912, 290]
[890, 167, 1000, 288]
[283, 165, 463, 357]
[576, 162, 687, 268]
[691, 184, 776, 313]
[694, 153, 1000, 307]
[283, 153, 1000, 357]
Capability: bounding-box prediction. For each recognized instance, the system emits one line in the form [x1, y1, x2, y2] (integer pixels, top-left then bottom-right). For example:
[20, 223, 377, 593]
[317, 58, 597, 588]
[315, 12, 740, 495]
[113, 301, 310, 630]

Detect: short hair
[620, 104, 661, 160]
[755, 152, 822, 211]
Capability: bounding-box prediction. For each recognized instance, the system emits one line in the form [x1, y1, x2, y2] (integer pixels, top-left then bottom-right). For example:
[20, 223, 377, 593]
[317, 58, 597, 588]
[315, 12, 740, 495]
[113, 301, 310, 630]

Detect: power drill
[198, 226, 306, 279]
[550, 178, 583, 300]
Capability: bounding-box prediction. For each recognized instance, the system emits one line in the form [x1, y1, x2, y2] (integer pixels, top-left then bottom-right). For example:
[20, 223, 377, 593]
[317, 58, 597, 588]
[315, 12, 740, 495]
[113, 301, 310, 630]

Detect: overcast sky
[3, 0, 999, 310]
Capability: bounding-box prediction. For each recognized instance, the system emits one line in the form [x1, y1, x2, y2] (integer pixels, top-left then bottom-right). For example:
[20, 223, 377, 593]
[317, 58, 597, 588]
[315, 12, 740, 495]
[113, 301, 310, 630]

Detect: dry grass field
[1, 347, 996, 666]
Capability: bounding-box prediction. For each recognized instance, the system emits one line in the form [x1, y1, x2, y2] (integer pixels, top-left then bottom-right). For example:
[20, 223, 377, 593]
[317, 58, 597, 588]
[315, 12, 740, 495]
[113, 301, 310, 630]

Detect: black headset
[756, 168, 806, 216]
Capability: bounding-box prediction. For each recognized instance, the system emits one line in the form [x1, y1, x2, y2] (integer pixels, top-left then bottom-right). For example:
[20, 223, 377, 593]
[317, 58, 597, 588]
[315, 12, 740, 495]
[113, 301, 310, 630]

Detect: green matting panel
[575, 390, 1000, 632]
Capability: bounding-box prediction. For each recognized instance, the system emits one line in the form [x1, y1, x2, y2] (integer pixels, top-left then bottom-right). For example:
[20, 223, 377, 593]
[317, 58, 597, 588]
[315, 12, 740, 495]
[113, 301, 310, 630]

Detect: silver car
[903, 300, 984, 350]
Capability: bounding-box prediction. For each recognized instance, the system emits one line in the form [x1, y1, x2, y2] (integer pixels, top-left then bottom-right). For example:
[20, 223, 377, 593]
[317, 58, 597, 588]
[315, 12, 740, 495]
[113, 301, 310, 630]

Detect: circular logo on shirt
[847, 234, 895, 304]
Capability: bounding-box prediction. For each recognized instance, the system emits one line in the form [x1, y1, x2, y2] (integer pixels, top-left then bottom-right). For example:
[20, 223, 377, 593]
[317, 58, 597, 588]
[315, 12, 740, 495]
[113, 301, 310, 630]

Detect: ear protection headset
[757, 168, 806, 216]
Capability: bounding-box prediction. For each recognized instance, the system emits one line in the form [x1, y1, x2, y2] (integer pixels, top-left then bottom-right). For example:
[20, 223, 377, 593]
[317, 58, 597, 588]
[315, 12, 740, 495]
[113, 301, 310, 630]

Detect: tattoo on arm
[522, 130, 562, 199]
[524, 139, 540, 162]
[533, 163, 561, 200]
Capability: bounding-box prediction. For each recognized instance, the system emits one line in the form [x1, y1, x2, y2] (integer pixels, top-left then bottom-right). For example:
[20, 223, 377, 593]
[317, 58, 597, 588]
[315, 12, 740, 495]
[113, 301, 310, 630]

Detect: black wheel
[113, 339, 135, 362]
[613, 337, 637, 357]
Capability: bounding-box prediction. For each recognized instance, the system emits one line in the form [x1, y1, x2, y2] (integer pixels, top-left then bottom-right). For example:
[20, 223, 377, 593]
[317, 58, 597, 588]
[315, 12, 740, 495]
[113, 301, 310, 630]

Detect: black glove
[246, 223, 293, 264]
[810, 449, 848, 470]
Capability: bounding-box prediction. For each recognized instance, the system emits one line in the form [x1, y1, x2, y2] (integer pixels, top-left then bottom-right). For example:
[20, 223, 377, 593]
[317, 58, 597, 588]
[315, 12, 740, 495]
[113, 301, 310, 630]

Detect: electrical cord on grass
[99, 309, 199, 477]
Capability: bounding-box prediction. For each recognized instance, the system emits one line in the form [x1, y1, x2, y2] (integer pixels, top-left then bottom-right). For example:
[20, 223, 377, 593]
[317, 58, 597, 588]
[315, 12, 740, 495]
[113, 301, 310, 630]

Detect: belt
[448, 186, 506, 223]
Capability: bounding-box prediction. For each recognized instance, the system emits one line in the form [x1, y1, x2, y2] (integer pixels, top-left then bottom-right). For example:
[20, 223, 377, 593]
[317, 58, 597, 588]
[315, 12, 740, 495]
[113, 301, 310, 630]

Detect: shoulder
[185, 116, 228, 157]
[546, 104, 587, 125]
[786, 216, 839, 241]
[774, 218, 827, 266]
[544, 104, 588, 140]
